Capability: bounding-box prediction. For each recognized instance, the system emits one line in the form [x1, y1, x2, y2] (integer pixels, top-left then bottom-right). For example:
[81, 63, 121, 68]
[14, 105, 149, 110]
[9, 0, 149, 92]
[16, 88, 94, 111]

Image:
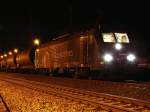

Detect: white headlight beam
[127, 54, 136, 62]
[115, 43, 122, 50]
[103, 54, 113, 62]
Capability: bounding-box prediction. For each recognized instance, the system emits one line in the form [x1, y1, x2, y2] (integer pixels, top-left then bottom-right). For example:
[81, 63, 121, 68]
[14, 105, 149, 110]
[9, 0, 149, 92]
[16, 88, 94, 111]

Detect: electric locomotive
[34, 27, 137, 79]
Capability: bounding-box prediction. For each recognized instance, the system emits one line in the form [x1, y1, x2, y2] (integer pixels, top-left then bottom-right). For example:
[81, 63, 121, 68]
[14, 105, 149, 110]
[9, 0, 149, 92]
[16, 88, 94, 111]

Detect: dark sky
[0, 1, 149, 56]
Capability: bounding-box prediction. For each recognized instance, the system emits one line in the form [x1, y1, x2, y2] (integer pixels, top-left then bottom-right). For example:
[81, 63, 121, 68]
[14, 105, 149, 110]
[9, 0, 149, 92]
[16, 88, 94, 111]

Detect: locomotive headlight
[127, 54, 136, 62]
[115, 43, 122, 50]
[103, 54, 113, 62]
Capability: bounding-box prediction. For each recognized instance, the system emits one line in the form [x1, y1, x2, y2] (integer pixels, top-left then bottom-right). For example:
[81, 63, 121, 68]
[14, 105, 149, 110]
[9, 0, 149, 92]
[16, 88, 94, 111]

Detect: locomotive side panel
[87, 34, 102, 69]
[35, 31, 101, 70]
[35, 36, 83, 69]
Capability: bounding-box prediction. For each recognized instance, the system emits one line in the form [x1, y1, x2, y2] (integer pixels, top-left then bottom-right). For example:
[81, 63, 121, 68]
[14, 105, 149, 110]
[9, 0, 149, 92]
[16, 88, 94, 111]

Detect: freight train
[0, 27, 138, 80]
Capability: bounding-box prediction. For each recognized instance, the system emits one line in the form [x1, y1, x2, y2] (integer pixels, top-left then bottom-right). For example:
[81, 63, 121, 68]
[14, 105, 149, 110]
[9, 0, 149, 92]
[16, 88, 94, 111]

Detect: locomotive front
[101, 33, 137, 69]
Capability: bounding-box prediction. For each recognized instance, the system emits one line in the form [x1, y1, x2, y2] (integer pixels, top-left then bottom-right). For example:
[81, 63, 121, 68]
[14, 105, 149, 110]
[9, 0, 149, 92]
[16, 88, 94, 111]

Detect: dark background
[0, 1, 149, 57]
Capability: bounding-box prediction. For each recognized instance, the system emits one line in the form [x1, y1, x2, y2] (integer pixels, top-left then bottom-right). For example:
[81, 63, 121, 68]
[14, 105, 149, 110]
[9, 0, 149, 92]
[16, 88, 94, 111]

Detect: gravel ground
[0, 73, 149, 111]
[6, 73, 150, 102]
[0, 81, 101, 112]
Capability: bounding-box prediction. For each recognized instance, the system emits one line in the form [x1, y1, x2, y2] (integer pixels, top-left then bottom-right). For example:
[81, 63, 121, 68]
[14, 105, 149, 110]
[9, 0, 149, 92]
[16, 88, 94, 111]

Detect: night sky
[0, 1, 149, 56]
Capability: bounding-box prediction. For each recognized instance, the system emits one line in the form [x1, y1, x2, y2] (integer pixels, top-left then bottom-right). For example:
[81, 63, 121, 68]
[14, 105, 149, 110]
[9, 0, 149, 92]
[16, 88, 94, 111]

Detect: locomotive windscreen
[102, 33, 116, 42]
[102, 33, 130, 43]
[115, 33, 129, 43]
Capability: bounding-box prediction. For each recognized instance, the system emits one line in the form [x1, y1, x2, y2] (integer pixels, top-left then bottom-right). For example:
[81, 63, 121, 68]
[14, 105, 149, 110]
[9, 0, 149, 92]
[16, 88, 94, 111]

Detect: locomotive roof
[38, 33, 78, 49]
[38, 28, 96, 49]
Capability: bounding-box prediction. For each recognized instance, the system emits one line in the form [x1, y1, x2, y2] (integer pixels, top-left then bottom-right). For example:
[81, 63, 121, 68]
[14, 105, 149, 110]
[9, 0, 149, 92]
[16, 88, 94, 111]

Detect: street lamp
[14, 48, 18, 53]
[4, 54, 7, 57]
[1, 55, 3, 59]
[33, 38, 40, 46]
[9, 51, 12, 55]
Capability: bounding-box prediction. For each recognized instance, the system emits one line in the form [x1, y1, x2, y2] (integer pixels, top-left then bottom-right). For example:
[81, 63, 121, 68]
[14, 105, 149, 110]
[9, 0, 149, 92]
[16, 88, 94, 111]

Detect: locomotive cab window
[115, 33, 129, 43]
[102, 33, 116, 42]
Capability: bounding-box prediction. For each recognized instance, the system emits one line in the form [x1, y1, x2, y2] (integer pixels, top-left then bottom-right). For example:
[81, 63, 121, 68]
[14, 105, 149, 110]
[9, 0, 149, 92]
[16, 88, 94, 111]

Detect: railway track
[124, 80, 150, 88]
[0, 95, 10, 112]
[0, 76, 149, 112]
[6, 72, 150, 89]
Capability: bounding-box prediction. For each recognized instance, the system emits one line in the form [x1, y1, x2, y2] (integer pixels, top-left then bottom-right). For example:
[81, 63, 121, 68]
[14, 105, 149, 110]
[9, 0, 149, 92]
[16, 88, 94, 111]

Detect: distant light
[81, 64, 84, 67]
[14, 48, 18, 53]
[9, 51, 12, 55]
[103, 53, 113, 62]
[127, 54, 136, 62]
[115, 43, 122, 50]
[80, 36, 88, 40]
[1, 55, 3, 59]
[4, 54, 7, 57]
[36, 49, 39, 52]
[34, 39, 40, 46]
